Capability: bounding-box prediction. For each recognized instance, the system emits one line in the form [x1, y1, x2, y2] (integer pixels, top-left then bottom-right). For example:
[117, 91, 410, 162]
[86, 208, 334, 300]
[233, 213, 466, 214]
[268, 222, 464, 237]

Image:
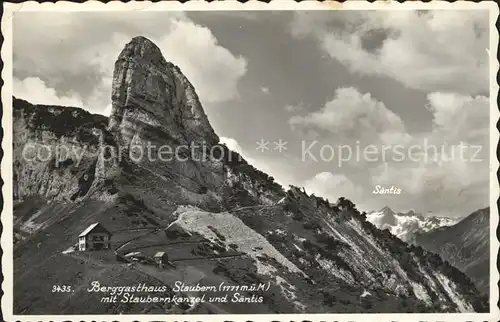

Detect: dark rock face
[12, 36, 489, 315]
[379, 206, 397, 226]
[415, 208, 490, 294]
[12, 98, 118, 202]
[108, 36, 225, 198]
[109, 36, 218, 147]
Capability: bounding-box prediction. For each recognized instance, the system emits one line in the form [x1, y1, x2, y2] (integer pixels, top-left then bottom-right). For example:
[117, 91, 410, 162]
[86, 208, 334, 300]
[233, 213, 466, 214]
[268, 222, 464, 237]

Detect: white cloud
[220, 136, 257, 166]
[103, 104, 113, 117]
[290, 10, 489, 94]
[289, 11, 490, 215]
[219, 136, 302, 188]
[159, 19, 247, 104]
[365, 92, 490, 215]
[425, 92, 489, 145]
[14, 77, 84, 108]
[303, 172, 363, 203]
[284, 103, 305, 113]
[13, 12, 247, 114]
[369, 156, 488, 216]
[260, 86, 270, 94]
[289, 87, 410, 146]
[293, 89, 489, 216]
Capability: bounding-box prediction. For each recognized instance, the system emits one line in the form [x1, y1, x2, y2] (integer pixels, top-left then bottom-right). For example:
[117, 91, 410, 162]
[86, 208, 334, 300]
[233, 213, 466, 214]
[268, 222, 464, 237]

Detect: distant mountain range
[366, 206, 459, 243]
[414, 208, 490, 294]
[367, 206, 490, 295]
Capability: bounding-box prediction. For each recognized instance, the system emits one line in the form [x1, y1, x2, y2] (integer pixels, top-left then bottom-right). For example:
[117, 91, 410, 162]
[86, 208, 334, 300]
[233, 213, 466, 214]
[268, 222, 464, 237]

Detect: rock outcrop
[108, 36, 225, 199]
[12, 98, 118, 203]
[109, 36, 218, 147]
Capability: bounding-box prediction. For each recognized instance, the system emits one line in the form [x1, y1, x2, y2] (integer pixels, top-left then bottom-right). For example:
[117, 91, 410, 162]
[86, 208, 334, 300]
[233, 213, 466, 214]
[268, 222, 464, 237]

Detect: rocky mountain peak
[467, 207, 489, 225]
[117, 36, 166, 67]
[402, 209, 417, 217]
[109, 36, 218, 149]
[377, 205, 397, 226]
[380, 205, 395, 216]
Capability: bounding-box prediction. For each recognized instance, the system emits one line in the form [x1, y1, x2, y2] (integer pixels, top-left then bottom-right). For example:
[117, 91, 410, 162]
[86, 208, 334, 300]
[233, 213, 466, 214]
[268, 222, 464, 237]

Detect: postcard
[1, 1, 498, 321]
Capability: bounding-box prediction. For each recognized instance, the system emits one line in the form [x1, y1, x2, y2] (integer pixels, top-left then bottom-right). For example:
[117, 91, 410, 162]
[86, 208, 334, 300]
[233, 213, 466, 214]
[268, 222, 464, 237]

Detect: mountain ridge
[366, 206, 460, 243]
[414, 208, 490, 294]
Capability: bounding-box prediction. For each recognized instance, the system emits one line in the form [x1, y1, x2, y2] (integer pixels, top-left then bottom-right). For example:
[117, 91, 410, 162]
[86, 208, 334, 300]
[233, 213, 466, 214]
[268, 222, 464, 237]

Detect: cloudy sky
[13, 9, 491, 217]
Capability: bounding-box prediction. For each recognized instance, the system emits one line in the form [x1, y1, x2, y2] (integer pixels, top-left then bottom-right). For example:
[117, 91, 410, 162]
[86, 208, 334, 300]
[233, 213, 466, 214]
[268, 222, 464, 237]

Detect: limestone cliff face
[109, 36, 218, 147]
[12, 36, 230, 245]
[13, 37, 226, 209]
[108, 36, 224, 195]
[13, 98, 119, 203]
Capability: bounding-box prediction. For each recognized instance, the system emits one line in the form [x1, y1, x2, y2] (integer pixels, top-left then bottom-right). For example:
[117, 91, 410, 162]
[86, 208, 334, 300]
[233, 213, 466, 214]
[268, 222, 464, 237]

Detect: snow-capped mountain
[366, 206, 459, 243]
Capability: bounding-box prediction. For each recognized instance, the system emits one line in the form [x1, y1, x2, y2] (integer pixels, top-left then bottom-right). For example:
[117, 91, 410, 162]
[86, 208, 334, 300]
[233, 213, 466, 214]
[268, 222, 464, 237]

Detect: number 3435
[52, 285, 73, 292]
